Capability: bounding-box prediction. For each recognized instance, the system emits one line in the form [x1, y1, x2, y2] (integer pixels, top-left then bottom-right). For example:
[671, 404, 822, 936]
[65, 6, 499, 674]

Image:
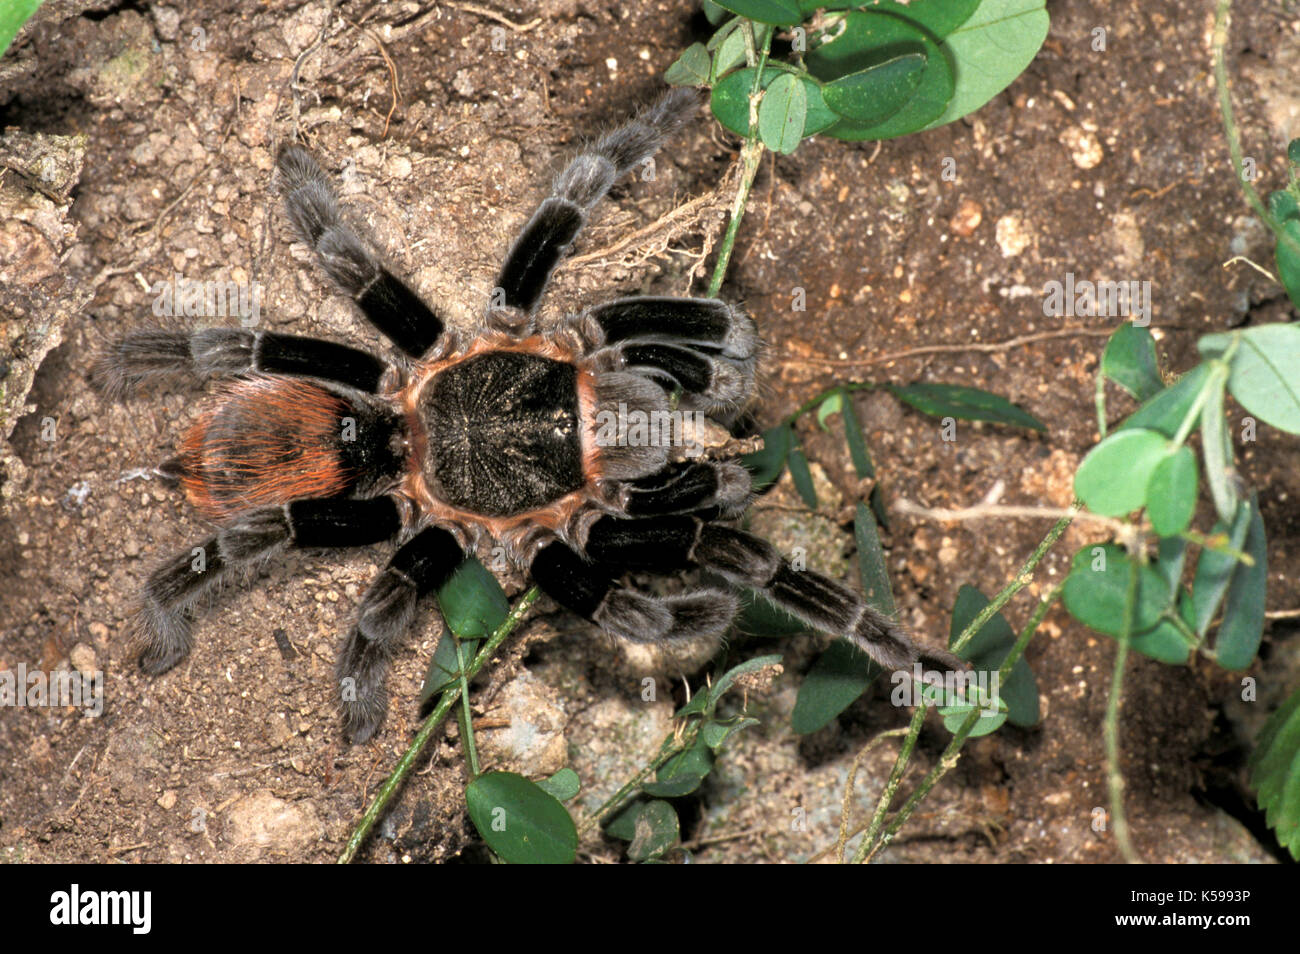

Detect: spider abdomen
[421, 350, 587, 517]
[175, 376, 405, 519]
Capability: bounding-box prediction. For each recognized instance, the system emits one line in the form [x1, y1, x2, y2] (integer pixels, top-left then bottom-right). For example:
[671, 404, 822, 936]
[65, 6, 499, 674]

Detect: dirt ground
[1, 0, 1297, 864]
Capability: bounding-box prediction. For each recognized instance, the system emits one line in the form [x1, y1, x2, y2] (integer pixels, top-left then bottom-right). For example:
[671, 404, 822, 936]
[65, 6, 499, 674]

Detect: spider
[96, 89, 934, 743]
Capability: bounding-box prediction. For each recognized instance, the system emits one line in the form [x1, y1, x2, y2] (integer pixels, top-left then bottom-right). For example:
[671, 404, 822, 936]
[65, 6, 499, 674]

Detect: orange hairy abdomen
[178, 376, 350, 519]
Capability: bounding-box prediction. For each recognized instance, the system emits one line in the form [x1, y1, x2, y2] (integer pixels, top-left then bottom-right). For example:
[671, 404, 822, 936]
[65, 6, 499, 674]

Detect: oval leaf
[465, 771, 577, 864]
[757, 71, 807, 154]
[1145, 445, 1198, 537]
[921, 0, 1050, 131]
[792, 640, 881, 734]
[712, 0, 803, 25]
[437, 557, 509, 639]
[711, 66, 840, 138]
[1102, 322, 1163, 401]
[665, 42, 711, 86]
[822, 53, 927, 125]
[887, 382, 1045, 430]
[1199, 324, 1300, 435]
[1073, 428, 1170, 517]
[1061, 544, 1182, 641]
[1214, 494, 1267, 671]
[809, 10, 956, 140]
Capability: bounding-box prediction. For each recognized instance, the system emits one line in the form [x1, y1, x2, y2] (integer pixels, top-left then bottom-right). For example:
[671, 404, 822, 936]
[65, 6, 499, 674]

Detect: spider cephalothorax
[98, 90, 933, 743]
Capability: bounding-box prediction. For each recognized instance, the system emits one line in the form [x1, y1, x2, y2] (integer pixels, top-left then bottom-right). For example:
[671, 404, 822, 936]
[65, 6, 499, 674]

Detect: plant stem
[858, 581, 1065, 863]
[1213, 0, 1300, 262]
[338, 586, 540, 864]
[950, 508, 1076, 656]
[854, 704, 926, 862]
[853, 510, 1075, 861]
[455, 636, 480, 779]
[707, 21, 771, 299]
[578, 726, 694, 835]
[1105, 558, 1141, 863]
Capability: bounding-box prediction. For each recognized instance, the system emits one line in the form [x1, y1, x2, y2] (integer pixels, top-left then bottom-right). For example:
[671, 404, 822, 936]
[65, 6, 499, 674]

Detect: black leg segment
[494, 89, 699, 319]
[530, 539, 736, 645]
[337, 525, 465, 743]
[277, 145, 445, 358]
[134, 497, 403, 675]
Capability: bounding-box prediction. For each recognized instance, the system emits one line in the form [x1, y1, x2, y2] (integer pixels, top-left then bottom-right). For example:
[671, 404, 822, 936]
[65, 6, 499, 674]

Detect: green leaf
[437, 557, 508, 639]
[420, 632, 481, 702]
[712, 0, 804, 25]
[643, 739, 713, 797]
[702, 0, 731, 25]
[1275, 218, 1300, 310]
[1072, 428, 1170, 517]
[791, 640, 882, 734]
[1199, 370, 1239, 524]
[741, 423, 793, 490]
[1247, 686, 1300, 861]
[1214, 494, 1267, 670]
[711, 66, 841, 138]
[1190, 501, 1254, 638]
[855, 501, 895, 615]
[537, 767, 581, 802]
[625, 800, 681, 862]
[1289, 138, 1300, 166]
[1101, 322, 1163, 401]
[710, 22, 749, 80]
[1145, 445, 1198, 537]
[887, 382, 1045, 431]
[880, 0, 979, 37]
[665, 42, 711, 86]
[1061, 544, 1193, 664]
[811, 11, 956, 140]
[841, 397, 876, 478]
[948, 584, 1039, 727]
[701, 716, 761, 751]
[920, 0, 1050, 131]
[816, 391, 843, 430]
[757, 72, 807, 154]
[0, 0, 42, 60]
[1119, 362, 1213, 438]
[465, 771, 577, 864]
[699, 653, 784, 712]
[821, 54, 928, 125]
[1199, 324, 1300, 434]
[787, 447, 819, 507]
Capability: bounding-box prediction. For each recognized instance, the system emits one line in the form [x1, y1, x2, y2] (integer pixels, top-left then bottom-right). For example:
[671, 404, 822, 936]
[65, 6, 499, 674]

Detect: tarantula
[97, 89, 931, 743]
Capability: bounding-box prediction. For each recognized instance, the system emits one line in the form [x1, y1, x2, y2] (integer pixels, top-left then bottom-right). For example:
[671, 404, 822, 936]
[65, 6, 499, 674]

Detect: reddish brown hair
[177, 376, 351, 519]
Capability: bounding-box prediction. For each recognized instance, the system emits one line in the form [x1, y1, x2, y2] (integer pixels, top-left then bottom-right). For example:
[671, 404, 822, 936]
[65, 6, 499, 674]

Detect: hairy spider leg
[135, 497, 403, 675]
[337, 525, 466, 743]
[277, 145, 446, 358]
[494, 89, 700, 320]
[93, 328, 389, 399]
